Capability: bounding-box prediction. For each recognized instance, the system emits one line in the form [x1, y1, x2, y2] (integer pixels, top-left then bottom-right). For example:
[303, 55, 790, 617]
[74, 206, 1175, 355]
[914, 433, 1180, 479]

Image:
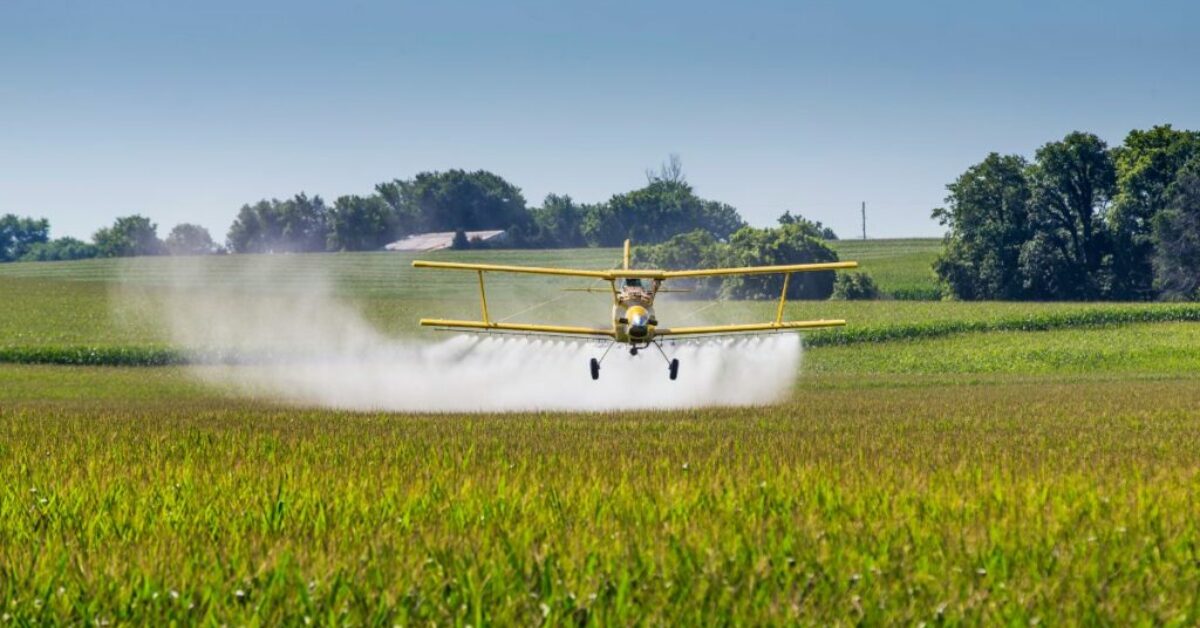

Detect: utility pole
[861, 201, 867, 240]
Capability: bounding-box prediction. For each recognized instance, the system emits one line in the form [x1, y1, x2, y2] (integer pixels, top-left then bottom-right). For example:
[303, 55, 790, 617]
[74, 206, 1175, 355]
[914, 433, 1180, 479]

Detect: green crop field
[828, 238, 943, 299]
[3, 244, 1200, 624]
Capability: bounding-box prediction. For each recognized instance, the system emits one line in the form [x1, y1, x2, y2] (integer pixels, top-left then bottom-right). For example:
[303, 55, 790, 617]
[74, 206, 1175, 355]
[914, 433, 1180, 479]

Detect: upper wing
[411, 260, 858, 280]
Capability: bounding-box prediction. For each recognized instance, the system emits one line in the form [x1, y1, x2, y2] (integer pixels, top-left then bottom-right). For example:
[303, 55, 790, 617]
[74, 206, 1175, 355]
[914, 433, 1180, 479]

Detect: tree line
[223, 157, 757, 253]
[0, 214, 218, 262]
[1, 156, 837, 263]
[934, 125, 1200, 301]
[634, 212, 859, 301]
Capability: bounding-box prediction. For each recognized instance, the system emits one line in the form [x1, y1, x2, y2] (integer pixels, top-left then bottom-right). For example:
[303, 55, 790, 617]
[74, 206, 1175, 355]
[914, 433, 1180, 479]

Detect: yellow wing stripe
[659, 261, 858, 278]
[420, 318, 616, 338]
[413, 260, 858, 280]
[658, 319, 846, 337]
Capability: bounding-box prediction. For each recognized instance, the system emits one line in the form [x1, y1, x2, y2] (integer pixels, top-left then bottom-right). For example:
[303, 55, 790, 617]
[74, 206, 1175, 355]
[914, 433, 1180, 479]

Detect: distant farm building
[383, 230, 508, 252]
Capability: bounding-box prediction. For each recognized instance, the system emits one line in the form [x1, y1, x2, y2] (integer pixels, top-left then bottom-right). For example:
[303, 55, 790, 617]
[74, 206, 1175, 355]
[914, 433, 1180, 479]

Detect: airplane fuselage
[612, 278, 660, 345]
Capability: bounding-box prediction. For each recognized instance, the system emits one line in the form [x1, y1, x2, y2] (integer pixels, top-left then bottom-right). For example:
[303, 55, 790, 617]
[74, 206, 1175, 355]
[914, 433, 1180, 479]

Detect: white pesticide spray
[122, 258, 802, 412]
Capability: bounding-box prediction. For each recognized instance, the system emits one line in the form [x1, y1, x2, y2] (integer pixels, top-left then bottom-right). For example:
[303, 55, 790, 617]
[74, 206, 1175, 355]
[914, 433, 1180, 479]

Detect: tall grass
[3, 377, 1200, 623]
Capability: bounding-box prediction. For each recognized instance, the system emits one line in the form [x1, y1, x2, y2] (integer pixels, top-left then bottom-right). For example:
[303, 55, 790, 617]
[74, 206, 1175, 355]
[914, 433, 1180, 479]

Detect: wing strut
[775, 272, 791, 324]
[477, 270, 490, 324]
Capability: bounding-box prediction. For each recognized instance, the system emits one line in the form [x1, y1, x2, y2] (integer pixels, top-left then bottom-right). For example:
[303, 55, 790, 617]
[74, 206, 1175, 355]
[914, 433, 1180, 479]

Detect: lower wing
[420, 319, 615, 340]
[657, 319, 846, 338]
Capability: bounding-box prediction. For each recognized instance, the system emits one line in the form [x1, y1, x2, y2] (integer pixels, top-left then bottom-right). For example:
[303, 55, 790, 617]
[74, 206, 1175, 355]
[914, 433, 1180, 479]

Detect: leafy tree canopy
[0, 214, 50, 262]
[529, 194, 590, 248]
[723, 223, 840, 299]
[636, 216, 840, 300]
[1021, 132, 1117, 299]
[165, 223, 217, 256]
[1152, 156, 1200, 300]
[932, 153, 1033, 300]
[226, 194, 329, 254]
[779, 211, 837, 240]
[327, 195, 398, 252]
[1109, 125, 1200, 298]
[832, 272, 882, 300]
[94, 215, 164, 258]
[582, 180, 745, 247]
[382, 170, 530, 234]
[20, 237, 98, 262]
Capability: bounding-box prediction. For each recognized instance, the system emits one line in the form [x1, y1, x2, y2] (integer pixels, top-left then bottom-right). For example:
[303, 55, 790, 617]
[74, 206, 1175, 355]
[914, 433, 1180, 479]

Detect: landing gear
[649, 341, 680, 381]
[590, 341, 678, 381]
[589, 343, 616, 382]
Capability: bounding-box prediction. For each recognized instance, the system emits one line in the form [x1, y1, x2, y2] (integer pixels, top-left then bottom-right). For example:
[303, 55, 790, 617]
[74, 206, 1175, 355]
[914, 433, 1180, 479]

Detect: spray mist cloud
[123, 259, 802, 412]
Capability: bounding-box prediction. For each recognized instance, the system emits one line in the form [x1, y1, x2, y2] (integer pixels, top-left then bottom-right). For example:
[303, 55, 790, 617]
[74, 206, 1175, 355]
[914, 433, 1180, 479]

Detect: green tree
[372, 181, 421, 236]
[450, 229, 471, 250]
[582, 180, 746, 247]
[225, 194, 330, 253]
[931, 153, 1032, 300]
[722, 223, 840, 299]
[1020, 132, 1116, 299]
[1152, 157, 1200, 300]
[779, 211, 837, 240]
[165, 223, 216, 255]
[93, 215, 164, 258]
[226, 200, 272, 253]
[327, 195, 398, 251]
[382, 170, 531, 235]
[832, 272, 881, 300]
[635, 230, 731, 298]
[1109, 125, 1200, 298]
[19, 237, 98, 262]
[0, 214, 50, 262]
[635, 222, 839, 300]
[530, 194, 589, 247]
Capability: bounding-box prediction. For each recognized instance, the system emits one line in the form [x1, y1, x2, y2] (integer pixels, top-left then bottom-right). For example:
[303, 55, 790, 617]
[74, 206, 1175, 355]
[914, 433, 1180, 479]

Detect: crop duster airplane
[413, 240, 857, 380]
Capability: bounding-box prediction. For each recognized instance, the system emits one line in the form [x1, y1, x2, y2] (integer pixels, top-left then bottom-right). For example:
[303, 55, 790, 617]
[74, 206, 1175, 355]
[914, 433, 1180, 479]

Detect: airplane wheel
[669, 358, 680, 381]
[630, 347, 639, 356]
[590, 358, 600, 380]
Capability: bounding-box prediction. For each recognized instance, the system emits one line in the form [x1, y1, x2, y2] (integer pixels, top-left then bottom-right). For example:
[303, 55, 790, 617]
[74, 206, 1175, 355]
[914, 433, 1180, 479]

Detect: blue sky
[2, 0, 1197, 241]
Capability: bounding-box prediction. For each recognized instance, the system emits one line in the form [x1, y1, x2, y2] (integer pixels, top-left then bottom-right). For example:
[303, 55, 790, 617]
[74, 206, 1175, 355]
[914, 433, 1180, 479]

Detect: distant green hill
[828, 238, 942, 299]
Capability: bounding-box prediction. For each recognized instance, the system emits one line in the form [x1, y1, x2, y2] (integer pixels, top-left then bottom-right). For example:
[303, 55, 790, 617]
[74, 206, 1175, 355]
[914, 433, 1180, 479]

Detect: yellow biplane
[413, 240, 857, 380]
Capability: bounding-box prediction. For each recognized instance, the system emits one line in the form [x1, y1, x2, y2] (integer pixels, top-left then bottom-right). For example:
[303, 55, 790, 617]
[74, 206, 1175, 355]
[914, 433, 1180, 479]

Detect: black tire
[669, 358, 680, 381]
[590, 358, 601, 380]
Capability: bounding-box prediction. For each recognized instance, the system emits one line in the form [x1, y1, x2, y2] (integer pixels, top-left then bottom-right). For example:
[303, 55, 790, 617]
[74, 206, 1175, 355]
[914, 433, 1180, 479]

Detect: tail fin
[623, 239, 631, 270]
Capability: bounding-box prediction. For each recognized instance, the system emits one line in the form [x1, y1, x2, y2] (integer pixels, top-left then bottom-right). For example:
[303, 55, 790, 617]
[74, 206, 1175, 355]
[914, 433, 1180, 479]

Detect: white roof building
[383, 230, 507, 252]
